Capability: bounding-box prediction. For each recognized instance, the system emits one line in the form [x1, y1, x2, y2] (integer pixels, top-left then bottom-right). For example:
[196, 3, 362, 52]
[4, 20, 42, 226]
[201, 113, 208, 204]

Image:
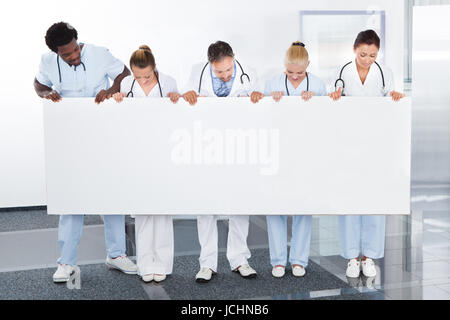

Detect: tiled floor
[0, 185, 448, 300]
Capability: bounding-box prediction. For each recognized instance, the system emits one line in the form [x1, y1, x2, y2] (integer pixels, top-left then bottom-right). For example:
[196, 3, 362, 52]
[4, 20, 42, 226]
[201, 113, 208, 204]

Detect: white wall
[412, 5, 450, 183]
[0, 0, 405, 207]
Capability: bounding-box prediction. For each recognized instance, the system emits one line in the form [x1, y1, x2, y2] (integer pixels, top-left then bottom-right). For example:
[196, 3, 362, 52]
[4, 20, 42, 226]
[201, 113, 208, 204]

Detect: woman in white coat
[265, 41, 327, 278]
[329, 30, 405, 278]
[113, 45, 180, 283]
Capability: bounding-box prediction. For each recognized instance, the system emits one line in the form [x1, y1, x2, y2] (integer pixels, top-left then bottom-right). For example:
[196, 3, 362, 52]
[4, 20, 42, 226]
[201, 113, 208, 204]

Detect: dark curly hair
[45, 22, 78, 53]
[207, 41, 234, 63]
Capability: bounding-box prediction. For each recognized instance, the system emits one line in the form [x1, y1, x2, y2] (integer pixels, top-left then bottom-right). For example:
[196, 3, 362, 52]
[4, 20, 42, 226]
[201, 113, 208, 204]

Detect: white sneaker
[361, 258, 377, 277]
[106, 255, 138, 274]
[292, 265, 306, 277]
[142, 274, 154, 283]
[234, 264, 257, 278]
[195, 267, 215, 283]
[272, 266, 285, 278]
[53, 264, 75, 283]
[346, 259, 361, 278]
[154, 274, 167, 282]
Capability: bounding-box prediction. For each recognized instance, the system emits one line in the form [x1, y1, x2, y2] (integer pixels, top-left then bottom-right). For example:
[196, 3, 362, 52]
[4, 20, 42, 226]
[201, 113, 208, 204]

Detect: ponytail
[130, 45, 156, 69]
[284, 41, 309, 66]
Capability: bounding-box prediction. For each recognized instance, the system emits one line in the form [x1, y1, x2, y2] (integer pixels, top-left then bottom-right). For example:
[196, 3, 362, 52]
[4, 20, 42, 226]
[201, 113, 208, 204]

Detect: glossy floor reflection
[0, 185, 448, 300]
[304, 185, 450, 300]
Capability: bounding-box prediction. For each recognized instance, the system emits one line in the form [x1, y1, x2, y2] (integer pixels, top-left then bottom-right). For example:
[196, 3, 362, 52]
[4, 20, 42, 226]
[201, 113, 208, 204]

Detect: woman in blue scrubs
[264, 41, 326, 278]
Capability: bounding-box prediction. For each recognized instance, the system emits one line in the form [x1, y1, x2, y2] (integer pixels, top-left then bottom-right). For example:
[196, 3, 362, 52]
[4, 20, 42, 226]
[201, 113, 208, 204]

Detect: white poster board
[43, 97, 411, 215]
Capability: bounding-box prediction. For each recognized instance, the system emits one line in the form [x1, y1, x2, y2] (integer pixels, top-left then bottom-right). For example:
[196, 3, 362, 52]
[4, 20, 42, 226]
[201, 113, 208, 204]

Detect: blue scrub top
[264, 73, 327, 97]
[36, 43, 125, 98]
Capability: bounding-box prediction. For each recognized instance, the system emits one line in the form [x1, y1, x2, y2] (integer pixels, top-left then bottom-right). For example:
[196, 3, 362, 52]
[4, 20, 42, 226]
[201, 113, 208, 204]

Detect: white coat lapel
[206, 68, 215, 97]
[228, 70, 240, 97]
[200, 65, 215, 97]
[229, 63, 247, 97]
[196, 63, 210, 97]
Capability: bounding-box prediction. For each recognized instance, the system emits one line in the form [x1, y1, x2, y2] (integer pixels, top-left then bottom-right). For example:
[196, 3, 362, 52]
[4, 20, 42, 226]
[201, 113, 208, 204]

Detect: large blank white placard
[43, 97, 411, 215]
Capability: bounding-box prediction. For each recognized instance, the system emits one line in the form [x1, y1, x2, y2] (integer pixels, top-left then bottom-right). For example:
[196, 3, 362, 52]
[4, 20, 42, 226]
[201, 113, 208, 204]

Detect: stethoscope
[127, 71, 163, 98]
[198, 59, 250, 93]
[334, 61, 388, 96]
[57, 55, 86, 83]
[285, 73, 309, 96]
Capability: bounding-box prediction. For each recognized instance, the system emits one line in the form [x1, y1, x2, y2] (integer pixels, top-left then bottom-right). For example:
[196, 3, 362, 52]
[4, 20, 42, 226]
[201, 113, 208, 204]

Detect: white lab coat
[333, 60, 393, 259]
[184, 60, 261, 97]
[185, 60, 257, 272]
[334, 60, 394, 97]
[124, 71, 177, 275]
[120, 72, 177, 97]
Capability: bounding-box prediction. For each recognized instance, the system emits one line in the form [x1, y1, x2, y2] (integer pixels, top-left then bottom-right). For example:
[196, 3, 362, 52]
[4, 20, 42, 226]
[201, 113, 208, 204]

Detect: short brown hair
[207, 41, 234, 63]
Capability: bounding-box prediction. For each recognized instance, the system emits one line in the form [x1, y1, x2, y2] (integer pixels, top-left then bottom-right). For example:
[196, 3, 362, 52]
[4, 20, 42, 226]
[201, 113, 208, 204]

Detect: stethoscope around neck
[57, 55, 86, 83]
[334, 61, 387, 96]
[127, 70, 163, 98]
[198, 59, 250, 93]
[285, 73, 309, 96]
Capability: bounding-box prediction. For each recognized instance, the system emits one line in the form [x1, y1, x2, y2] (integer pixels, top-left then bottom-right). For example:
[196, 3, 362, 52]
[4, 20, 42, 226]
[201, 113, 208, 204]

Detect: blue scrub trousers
[57, 214, 126, 266]
[338, 215, 386, 259]
[266, 215, 312, 268]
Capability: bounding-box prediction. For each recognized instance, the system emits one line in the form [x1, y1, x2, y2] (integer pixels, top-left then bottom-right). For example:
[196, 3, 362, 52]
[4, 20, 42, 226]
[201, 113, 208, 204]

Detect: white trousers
[197, 215, 251, 272]
[135, 215, 174, 275]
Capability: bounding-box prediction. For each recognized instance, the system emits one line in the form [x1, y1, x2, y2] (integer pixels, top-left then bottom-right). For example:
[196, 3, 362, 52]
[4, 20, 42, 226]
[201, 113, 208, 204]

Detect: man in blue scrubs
[34, 22, 137, 282]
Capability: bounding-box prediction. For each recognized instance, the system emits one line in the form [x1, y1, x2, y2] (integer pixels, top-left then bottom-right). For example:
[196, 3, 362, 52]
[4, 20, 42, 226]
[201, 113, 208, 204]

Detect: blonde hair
[284, 41, 309, 66]
[130, 45, 155, 69]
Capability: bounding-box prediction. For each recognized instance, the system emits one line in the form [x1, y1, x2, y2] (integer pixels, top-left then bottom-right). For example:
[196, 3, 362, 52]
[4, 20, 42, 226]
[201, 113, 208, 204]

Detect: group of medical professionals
[34, 22, 405, 285]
